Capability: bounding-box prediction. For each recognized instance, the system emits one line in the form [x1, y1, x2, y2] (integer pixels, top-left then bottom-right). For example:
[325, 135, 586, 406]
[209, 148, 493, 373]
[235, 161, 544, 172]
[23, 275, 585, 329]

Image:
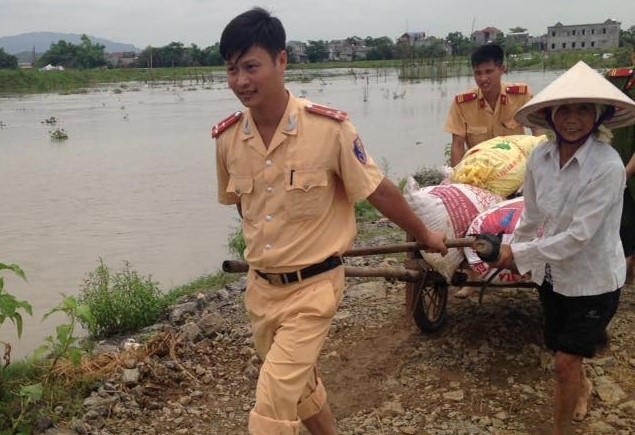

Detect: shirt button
[265, 215, 272, 221]
[265, 160, 273, 167]
[265, 243, 272, 250]
[266, 187, 273, 193]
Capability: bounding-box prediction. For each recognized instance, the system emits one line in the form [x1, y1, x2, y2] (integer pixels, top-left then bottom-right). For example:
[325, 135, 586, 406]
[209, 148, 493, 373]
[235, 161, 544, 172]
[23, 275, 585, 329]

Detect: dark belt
[256, 256, 343, 286]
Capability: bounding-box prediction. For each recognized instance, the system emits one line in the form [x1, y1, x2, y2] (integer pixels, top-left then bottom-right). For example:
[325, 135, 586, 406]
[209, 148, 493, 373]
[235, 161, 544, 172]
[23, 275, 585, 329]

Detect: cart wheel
[409, 276, 448, 333]
[405, 233, 448, 333]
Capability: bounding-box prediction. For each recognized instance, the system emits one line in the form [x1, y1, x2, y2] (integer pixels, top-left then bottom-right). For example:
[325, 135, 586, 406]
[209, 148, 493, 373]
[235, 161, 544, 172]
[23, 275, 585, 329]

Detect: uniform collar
[240, 91, 300, 141]
[476, 82, 508, 108]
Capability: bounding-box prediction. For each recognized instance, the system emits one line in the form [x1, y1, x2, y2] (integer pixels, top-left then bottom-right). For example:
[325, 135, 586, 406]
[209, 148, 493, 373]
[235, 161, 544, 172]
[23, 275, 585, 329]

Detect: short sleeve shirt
[445, 82, 533, 148]
[215, 93, 384, 272]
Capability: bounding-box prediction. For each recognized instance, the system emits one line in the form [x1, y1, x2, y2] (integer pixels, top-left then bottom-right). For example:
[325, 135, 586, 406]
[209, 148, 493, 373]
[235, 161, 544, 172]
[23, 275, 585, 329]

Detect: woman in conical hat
[481, 60, 635, 435]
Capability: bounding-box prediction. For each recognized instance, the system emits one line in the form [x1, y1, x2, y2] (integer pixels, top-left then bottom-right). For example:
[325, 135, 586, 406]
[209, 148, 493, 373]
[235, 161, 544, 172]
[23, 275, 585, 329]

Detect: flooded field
[0, 68, 560, 358]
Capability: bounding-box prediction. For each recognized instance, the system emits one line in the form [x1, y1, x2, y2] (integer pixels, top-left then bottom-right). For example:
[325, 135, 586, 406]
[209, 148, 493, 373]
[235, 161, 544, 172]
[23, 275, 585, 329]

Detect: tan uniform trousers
[245, 266, 345, 435]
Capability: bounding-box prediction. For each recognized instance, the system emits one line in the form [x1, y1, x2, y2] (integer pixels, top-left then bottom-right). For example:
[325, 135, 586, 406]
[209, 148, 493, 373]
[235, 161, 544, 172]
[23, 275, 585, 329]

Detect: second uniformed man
[445, 43, 537, 166]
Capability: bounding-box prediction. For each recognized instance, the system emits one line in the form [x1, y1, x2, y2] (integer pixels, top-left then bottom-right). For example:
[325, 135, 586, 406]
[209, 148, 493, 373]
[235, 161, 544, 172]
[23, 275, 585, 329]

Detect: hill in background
[0, 32, 140, 55]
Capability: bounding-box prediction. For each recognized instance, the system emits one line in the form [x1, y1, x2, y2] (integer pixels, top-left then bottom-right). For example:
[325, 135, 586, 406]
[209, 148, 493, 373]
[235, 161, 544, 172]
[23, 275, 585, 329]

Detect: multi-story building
[546, 19, 620, 51]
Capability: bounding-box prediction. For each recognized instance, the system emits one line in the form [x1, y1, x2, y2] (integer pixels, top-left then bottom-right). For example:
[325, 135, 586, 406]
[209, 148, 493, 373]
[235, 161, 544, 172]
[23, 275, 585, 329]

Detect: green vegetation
[0, 257, 241, 433]
[37, 35, 106, 69]
[78, 260, 163, 338]
[0, 66, 225, 95]
[49, 128, 69, 140]
[227, 222, 247, 260]
[0, 48, 18, 69]
[0, 263, 32, 345]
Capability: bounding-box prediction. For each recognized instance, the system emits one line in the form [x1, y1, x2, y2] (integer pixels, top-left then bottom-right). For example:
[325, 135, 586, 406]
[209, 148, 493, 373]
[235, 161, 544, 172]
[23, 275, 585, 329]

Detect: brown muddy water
[0, 69, 560, 359]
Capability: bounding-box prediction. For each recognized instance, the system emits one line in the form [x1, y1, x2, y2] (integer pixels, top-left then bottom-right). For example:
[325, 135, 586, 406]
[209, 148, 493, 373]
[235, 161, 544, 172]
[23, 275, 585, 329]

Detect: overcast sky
[1, 0, 633, 49]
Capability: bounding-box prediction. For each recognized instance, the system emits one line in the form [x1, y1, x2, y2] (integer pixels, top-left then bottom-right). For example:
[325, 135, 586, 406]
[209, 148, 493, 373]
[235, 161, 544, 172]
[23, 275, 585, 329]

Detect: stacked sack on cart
[404, 134, 548, 283]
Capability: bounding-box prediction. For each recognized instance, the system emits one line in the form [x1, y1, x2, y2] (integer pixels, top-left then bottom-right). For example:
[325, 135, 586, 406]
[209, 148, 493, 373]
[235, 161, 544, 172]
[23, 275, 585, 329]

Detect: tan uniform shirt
[216, 93, 384, 272]
[445, 82, 533, 148]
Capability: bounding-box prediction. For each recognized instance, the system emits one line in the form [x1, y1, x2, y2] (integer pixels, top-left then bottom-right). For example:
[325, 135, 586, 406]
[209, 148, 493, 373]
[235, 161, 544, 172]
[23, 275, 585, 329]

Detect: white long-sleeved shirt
[511, 136, 626, 297]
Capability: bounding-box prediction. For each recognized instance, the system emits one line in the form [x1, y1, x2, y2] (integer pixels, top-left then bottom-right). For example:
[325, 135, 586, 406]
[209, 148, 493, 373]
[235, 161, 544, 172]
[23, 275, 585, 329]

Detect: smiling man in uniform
[445, 43, 538, 167]
[213, 7, 447, 435]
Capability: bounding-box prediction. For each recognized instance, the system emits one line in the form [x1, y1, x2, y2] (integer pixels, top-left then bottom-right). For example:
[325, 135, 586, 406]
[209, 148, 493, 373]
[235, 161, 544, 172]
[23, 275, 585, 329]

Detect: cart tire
[410, 277, 448, 333]
[404, 233, 448, 333]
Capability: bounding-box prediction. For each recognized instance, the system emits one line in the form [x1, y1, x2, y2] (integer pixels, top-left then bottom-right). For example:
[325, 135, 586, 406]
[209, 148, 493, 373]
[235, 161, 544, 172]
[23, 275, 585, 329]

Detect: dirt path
[60, 226, 635, 435]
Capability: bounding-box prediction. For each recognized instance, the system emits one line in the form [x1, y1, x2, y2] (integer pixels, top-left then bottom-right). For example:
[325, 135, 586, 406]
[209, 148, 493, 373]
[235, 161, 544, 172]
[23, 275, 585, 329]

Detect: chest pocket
[285, 169, 329, 221]
[227, 176, 256, 221]
[466, 126, 489, 146]
[501, 119, 522, 131]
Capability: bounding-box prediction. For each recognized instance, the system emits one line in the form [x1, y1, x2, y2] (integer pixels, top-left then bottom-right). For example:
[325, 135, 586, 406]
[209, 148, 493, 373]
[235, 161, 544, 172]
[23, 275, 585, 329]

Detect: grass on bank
[0, 256, 241, 433]
[1, 48, 631, 96]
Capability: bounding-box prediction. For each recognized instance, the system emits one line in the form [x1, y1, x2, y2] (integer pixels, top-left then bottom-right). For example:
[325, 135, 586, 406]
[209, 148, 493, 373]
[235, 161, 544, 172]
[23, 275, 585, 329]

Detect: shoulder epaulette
[211, 111, 243, 138]
[505, 85, 528, 95]
[608, 68, 634, 78]
[306, 103, 348, 122]
[455, 92, 478, 104]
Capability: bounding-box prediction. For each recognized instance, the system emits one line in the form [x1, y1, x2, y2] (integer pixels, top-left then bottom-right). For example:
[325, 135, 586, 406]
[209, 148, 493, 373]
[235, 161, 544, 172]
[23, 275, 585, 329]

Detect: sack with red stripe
[404, 178, 502, 281]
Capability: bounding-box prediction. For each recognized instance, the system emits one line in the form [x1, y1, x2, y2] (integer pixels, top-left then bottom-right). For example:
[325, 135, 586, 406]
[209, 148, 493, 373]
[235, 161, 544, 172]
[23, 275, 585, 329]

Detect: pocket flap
[227, 176, 253, 195]
[467, 126, 488, 134]
[288, 170, 328, 192]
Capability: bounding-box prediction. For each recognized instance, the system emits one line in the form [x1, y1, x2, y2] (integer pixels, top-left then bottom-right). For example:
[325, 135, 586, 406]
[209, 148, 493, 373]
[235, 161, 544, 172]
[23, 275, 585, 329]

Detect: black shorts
[538, 282, 621, 358]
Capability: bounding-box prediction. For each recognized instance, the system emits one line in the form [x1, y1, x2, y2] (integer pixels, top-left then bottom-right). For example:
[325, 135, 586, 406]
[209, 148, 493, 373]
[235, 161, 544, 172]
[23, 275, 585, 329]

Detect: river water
[0, 68, 560, 359]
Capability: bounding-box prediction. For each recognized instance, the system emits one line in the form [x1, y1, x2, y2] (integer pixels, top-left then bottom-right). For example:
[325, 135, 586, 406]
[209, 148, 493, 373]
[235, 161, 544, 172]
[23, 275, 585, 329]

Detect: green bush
[227, 222, 247, 260]
[78, 260, 163, 339]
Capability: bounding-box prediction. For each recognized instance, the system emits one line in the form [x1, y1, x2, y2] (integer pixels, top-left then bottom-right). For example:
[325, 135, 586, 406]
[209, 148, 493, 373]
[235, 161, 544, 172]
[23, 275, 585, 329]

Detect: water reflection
[0, 69, 559, 358]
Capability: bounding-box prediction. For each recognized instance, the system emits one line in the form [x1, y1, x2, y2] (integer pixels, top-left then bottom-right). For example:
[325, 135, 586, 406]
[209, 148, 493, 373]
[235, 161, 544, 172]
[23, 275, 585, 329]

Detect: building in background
[546, 19, 620, 51]
[471, 27, 503, 46]
[287, 40, 307, 63]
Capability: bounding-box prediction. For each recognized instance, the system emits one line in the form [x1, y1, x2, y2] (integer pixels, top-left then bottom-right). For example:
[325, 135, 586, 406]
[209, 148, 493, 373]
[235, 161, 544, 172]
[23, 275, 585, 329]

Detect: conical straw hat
[515, 60, 635, 129]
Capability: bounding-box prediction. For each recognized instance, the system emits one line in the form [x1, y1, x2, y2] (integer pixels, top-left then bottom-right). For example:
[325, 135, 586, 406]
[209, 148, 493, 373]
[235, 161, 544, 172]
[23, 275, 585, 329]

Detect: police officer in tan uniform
[213, 8, 447, 435]
[445, 44, 536, 166]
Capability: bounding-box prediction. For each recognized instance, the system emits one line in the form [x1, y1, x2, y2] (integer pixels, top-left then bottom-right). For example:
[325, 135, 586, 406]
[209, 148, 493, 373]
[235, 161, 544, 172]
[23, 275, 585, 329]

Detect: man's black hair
[220, 7, 286, 61]
[471, 43, 504, 68]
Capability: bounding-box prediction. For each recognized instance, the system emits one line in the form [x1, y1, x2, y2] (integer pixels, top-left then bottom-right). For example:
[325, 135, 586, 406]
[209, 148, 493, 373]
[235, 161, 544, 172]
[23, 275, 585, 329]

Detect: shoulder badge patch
[608, 68, 634, 78]
[352, 136, 367, 164]
[306, 103, 348, 122]
[455, 92, 478, 104]
[505, 85, 528, 95]
[211, 111, 243, 138]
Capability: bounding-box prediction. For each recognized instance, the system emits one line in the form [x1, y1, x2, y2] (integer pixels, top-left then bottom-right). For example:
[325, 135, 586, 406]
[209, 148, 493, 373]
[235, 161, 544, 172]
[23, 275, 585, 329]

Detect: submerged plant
[49, 128, 69, 141]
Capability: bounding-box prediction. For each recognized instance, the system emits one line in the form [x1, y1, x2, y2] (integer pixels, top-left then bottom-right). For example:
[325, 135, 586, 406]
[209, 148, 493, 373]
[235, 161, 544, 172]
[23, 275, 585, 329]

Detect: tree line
[0, 27, 634, 70]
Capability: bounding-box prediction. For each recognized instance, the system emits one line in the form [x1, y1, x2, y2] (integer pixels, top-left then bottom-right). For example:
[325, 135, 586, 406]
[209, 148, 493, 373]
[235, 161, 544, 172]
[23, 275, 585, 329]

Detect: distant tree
[200, 43, 223, 66]
[364, 36, 395, 60]
[137, 42, 222, 68]
[76, 34, 106, 68]
[158, 42, 186, 67]
[509, 27, 527, 33]
[619, 25, 635, 51]
[0, 48, 18, 69]
[395, 40, 413, 60]
[37, 34, 105, 69]
[306, 40, 328, 63]
[415, 37, 448, 58]
[446, 32, 472, 56]
[37, 40, 78, 68]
